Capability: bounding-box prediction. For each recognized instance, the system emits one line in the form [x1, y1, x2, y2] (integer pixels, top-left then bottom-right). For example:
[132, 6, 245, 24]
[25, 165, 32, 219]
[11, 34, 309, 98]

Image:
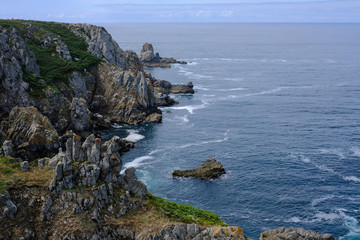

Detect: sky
[1, 0, 359, 23]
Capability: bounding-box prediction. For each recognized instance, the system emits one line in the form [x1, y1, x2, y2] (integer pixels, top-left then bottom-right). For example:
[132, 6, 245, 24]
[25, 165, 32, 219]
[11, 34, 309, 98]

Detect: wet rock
[173, 157, 226, 180]
[20, 161, 29, 172]
[2, 140, 13, 157]
[260, 227, 335, 240]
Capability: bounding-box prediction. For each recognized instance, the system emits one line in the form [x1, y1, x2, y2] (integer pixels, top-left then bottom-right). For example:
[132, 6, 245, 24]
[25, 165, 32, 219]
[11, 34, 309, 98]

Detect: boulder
[20, 161, 29, 172]
[0, 194, 17, 219]
[173, 157, 226, 180]
[2, 140, 14, 157]
[145, 113, 162, 123]
[260, 227, 335, 240]
[7, 106, 59, 152]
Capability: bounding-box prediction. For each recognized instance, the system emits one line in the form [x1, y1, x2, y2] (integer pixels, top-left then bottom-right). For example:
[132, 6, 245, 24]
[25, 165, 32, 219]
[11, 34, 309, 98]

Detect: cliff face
[0, 20, 159, 137]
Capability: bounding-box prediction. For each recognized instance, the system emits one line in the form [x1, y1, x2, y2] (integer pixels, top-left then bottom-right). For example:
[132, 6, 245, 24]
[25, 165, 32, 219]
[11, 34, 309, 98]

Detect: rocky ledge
[173, 157, 226, 180]
[260, 227, 335, 240]
[139, 43, 187, 68]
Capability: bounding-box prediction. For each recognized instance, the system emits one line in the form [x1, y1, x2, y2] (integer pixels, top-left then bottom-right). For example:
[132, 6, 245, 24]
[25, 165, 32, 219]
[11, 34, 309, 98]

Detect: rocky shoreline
[0, 19, 335, 240]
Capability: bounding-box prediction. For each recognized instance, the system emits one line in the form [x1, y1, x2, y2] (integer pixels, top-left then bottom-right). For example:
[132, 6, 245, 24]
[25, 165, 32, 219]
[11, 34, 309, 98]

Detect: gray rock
[55, 162, 64, 181]
[20, 161, 29, 172]
[72, 135, 81, 161]
[49, 178, 57, 192]
[38, 158, 45, 167]
[40, 196, 53, 221]
[82, 134, 95, 160]
[92, 207, 100, 222]
[70, 97, 93, 132]
[0, 194, 17, 219]
[90, 138, 101, 164]
[124, 167, 147, 200]
[63, 157, 73, 175]
[260, 227, 335, 240]
[2, 140, 13, 157]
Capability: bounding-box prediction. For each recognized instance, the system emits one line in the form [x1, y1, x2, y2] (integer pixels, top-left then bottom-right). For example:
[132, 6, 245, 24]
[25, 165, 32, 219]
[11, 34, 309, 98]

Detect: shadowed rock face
[173, 157, 226, 180]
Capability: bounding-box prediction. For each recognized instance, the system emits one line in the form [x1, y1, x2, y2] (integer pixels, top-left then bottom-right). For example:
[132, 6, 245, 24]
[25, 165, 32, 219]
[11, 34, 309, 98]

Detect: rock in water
[173, 157, 226, 180]
[260, 227, 335, 240]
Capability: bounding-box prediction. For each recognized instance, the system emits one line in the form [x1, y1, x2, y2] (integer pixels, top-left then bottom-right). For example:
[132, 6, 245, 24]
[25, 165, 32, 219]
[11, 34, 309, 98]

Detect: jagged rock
[49, 148, 65, 168]
[40, 32, 72, 61]
[173, 157, 226, 180]
[125, 50, 143, 72]
[145, 113, 162, 123]
[69, 71, 96, 102]
[260, 227, 335, 240]
[38, 158, 45, 167]
[70, 97, 93, 132]
[55, 162, 64, 181]
[7, 106, 59, 152]
[90, 138, 101, 164]
[40, 197, 53, 221]
[124, 167, 147, 200]
[20, 161, 29, 172]
[170, 81, 195, 94]
[65, 23, 127, 68]
[139, 43, 187, 68]
[2, 140, 13, 157]
[72, 135, 81, 161]
[0, 194, 17, 219]
[65, 138, 73, 160]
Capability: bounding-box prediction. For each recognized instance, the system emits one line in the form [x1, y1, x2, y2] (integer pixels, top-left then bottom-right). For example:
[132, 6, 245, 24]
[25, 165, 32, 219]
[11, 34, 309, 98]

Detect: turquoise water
[101, 24, 360, 239]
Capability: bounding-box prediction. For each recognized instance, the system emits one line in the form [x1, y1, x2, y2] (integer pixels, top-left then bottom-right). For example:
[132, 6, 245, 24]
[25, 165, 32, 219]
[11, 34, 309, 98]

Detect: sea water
[100, 23, 360, 239]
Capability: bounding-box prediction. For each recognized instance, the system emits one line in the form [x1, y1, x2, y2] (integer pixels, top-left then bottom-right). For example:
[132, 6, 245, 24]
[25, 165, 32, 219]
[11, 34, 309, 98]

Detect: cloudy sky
[1, 0, 359, 23]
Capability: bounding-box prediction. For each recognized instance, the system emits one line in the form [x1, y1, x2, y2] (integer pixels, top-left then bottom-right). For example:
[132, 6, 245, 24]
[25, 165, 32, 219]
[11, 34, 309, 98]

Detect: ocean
[100, 23, 360, 239]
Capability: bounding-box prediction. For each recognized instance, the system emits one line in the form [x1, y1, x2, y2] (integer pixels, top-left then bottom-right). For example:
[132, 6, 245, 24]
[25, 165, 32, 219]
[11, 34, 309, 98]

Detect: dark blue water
[101, 24, 360, 239]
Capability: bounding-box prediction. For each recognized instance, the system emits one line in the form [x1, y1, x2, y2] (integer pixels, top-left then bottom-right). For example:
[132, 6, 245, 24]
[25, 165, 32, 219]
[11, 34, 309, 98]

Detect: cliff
[0, 19, 335, 240]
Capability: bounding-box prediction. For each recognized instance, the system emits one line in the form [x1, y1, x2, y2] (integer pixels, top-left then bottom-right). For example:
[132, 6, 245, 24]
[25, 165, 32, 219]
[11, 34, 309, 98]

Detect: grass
[147, 193, 228, 227]
[0, 155, 53, 193]
[0, 19, 102, 98]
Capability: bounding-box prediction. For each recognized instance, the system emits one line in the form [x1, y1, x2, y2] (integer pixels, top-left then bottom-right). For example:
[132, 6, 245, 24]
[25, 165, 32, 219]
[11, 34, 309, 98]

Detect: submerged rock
[260, 227, 335, 240]
[169, 81, 195, 94]
[173, 157, 226, 180]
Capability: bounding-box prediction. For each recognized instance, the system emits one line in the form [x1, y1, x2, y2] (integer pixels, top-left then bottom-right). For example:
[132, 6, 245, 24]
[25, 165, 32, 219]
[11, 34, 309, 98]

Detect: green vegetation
[0, 19, 102, 98]
[148, 193, 228, 226]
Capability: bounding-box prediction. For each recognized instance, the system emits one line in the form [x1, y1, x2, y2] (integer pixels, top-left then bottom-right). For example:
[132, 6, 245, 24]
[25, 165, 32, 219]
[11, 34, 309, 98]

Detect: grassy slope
[0, 19, 101, 97]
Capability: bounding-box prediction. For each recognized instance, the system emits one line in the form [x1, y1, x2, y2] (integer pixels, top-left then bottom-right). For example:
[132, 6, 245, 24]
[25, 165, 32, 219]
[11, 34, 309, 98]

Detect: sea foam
[124, 130, 145, 142]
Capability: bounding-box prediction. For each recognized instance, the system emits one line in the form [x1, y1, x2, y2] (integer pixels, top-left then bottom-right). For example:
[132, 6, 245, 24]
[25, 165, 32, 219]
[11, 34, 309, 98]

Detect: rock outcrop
[260, 227, 335, 240]
[173, 157, 226, 180]
[7, 106, 59, 152]
[139, 43, 187, 68]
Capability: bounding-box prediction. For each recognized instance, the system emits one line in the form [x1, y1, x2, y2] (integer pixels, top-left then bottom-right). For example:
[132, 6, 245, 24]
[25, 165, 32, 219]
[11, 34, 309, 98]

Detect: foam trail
[172, 104, 206, 114]
[124, 130, 145, 142]
[214, 88, 245, 92]
[176, 130, 230, 149]
[320, 148, 345, 159]
[301, 155, 311, 163]
[122, 156, 154, 171]
[243, 87, 290, 97]
[311, 195, 335, 207]
[343, 176, 360, 183]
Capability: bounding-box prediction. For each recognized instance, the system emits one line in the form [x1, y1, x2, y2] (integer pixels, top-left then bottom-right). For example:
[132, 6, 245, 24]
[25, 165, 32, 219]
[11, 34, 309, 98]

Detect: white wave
[286, 217, 302, 223]
[315, 163, 337, 175]
[214, 87, 246, 92]
[194, 85, 211, 91]
[301, 156, 311, 163]
[149, 149, 161, 155]
[351, 146, 360, 157]
[177, 115, 189, 123]
[111, 123, 123, 128]
[343, 176, 360, 183]
[172, 104, 206, 114]
[338, 210, 360, 239]
[243, 87, 290, 97]
[176, 130, 230, 149]
[124, 130, 145, 142]
[319, 148, 345, 159]
[223, 77, 244, 82]
[314, 212, 341, 222]
[311, 195, 335, 207]
[123, 156, 154, 170]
